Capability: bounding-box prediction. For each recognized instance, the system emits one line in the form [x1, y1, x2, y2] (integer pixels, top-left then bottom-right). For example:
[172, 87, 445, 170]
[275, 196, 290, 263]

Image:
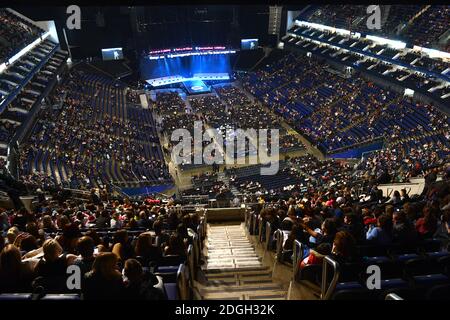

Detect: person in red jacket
[299, 243, 331, 270]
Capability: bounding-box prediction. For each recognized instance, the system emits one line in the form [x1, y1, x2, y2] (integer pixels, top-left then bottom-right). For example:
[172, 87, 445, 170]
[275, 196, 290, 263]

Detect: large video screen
[140, 54, 231, 80]
[101, 48, 124, 61]
[241, 39, 259, 50]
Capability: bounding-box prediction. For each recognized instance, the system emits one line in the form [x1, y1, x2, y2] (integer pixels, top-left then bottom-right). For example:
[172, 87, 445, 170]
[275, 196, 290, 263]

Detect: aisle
[196, 224, 287, 300]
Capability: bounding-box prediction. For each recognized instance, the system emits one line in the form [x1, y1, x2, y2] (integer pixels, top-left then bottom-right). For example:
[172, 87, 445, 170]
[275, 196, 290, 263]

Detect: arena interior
[0, 5, 449, 301]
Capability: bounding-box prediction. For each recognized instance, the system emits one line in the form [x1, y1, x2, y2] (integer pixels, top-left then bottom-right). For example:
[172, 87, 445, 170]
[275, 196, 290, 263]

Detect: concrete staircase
[195, 224, 287, 300]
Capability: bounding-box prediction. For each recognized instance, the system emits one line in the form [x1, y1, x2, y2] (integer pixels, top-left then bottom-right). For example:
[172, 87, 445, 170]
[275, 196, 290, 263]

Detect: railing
[6, 56, 67, 179]
[292, 239, 303, 280]
[385, 293, 404, 300]
[326, 138, 385, 158]
[288, 23, 450, 83]
[0, 43, 59, 114]
[14, 60, 67, 145]
[321, 255, 340, 300]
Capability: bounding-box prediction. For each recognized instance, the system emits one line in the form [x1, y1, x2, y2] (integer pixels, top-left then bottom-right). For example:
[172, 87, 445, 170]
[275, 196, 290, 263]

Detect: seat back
[332, 289, 377, 300]
[438, 256, 450, 275]
[298, 264, 322, 283]
[358, 244, 389, 257]
[159, 255, 185, 267]
[0, 293, 32, 300]
[422, 239, 442, 253]
[40, 294, 81, 300]
[405, 258, 443, 277]
[339, 262, 364, 283]
[426, 283, 450, 300]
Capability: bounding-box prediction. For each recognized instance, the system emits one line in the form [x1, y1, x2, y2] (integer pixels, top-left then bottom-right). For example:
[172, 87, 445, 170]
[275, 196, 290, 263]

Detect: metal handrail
[274, 229, 291, 263]
[321, 255, 340, 300]
[385, 293, 403, 300]
[258, 216, 264, 244]
[293, 239, 303, 280]
[252, 213, 258, 236]
[273, 230, 282, 262]
[263, 221, 272, 256]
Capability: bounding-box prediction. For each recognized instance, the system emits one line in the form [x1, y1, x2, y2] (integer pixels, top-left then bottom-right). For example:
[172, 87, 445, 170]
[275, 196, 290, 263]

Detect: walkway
[195, 224, 288, 300]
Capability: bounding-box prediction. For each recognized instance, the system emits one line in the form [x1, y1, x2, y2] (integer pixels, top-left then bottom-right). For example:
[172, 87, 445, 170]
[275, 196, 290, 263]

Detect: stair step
[203, 262, 264, 271]
[201, 288, 287, 300]
[204, 265, 270, 274]
[206, 256, 260, 261]
[206, 272, 273, 282]
[201, 223, 287, 300]
[200, 283, 284, 294]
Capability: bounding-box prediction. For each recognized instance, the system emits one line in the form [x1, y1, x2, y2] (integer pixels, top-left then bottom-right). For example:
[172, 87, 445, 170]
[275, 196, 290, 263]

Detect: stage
[183, 79, 211, 94]
[141, 49, 232, 89]
[145, 73, 230, 87]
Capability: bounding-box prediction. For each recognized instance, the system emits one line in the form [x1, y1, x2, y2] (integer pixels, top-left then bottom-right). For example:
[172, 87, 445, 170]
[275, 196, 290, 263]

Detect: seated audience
[123, 259, 166, 300]
[82, 252, 125, 300]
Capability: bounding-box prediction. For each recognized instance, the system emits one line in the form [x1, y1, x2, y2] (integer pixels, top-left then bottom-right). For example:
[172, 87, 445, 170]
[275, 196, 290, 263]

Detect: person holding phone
[366, 215, 392, 245]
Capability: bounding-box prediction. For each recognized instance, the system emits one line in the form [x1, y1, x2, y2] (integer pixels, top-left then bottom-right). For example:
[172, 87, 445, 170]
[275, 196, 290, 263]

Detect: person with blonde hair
[6, 226, 19, 244]
[82, 252, 125, 300]
[33, 239, 77, 292]
[0, 244, 35, 292]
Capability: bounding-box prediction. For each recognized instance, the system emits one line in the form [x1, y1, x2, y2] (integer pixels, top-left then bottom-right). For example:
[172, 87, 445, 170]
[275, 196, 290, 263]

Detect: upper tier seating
[0, 9, 45, 65]
[18, 69, 172, 190]
[241, 52, 450, 155]
[301, 5, 449, 49]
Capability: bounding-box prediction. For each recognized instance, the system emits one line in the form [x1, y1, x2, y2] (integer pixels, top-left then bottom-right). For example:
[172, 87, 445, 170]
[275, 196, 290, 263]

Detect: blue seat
[397, 253, 420, 262]
[426, 284, 450, 300]
[41, 294, 81, 300]
[413, 274, 449, 287]
[379, 278, 409, 290]
[335, 281, 364, 291]
[332, 289, 377, 300]
[364, 256, 391, 264]
[427, 251, 450, 260]
[156, 266, 180, 273]
[0, 293, 32, 300]
[164, 283, 178, 300]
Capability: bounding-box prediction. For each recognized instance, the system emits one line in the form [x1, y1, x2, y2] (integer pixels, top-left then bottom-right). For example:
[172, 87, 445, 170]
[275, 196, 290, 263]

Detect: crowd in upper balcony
[0, 9, 43, 65]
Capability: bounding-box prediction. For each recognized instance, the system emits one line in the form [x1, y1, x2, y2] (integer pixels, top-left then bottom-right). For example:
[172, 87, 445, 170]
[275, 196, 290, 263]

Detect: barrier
[328, 140, 384, 159]
[378, 181, 425, 198]
[204, 207, 245, 223]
